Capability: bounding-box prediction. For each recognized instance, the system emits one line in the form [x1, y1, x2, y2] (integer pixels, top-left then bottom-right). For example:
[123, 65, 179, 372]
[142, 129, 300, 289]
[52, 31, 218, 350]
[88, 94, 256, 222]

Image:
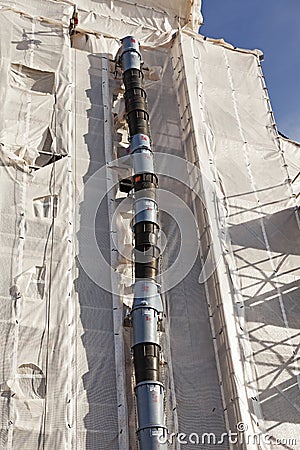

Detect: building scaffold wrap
[0, 1, 299, 450]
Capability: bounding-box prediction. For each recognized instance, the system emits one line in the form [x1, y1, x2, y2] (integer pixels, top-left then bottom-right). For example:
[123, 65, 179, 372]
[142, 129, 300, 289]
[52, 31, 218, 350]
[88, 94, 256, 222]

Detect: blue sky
[200, 0, 300, 142]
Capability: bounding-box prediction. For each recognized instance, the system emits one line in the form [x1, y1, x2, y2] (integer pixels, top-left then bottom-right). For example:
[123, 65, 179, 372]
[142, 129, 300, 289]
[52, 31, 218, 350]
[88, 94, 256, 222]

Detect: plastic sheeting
[75, 0, 202, 45]
[0, 0, 203, 51]
[177, 31, 300, 448]
[0, 1, 299, 450]
[0, 5, 71, 169]
[279, 136, 300, 203]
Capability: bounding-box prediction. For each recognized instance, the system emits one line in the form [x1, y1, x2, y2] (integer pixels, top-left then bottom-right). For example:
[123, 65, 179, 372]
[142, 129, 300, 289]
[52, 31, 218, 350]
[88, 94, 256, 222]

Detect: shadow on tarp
[255, 373, 300, 433]
[229, 208, 300, 256]
[75, 52, 120, 450]
[242, 278, 300, 326]
[228, 207, 300, 431]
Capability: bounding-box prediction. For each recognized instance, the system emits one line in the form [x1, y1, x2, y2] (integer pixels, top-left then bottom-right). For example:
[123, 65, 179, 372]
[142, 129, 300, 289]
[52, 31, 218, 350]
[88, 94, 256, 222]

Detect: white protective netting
[0, 1, 299, 450]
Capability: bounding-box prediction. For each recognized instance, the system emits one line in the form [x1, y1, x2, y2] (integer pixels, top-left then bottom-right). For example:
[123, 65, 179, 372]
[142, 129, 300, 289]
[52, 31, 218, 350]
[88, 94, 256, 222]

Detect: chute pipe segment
[119, 35, 167, 449]
[120, 36, 150, 137]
